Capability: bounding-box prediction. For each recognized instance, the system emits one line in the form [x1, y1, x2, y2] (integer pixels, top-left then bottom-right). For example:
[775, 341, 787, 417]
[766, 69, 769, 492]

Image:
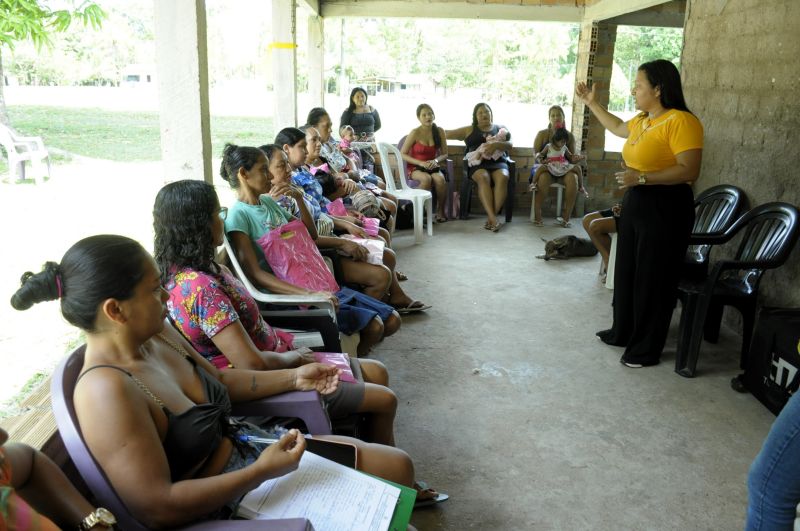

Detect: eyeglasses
[218, 207, 228, 221]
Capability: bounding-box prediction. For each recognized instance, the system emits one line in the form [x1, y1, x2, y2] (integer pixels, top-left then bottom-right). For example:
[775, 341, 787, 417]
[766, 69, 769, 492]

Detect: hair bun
[10, 262, 60, 310]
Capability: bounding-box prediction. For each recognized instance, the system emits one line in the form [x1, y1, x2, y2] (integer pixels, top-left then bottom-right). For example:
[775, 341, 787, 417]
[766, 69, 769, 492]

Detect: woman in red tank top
[400, 104, 449, 223]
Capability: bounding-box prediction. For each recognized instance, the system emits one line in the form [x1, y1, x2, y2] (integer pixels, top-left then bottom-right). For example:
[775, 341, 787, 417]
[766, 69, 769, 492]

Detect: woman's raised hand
[575, 81, 596, 106]
[268, 183, 293, 200]
[254, 429, 306, 479]
[294, 363, 341, 394]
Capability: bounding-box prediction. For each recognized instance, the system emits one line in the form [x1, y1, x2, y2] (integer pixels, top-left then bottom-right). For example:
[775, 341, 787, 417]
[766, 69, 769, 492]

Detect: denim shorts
[335, 286, 395, 336]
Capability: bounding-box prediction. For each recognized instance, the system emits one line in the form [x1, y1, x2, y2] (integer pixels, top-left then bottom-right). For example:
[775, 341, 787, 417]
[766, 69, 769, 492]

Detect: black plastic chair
[674, 202, 800, 377]
[459, 151, 516, 222]
[683, 184, 748, 281]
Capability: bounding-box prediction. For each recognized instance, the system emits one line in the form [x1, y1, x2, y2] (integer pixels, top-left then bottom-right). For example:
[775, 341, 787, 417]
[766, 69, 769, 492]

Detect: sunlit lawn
[2, 105, 275, 171]
[1, 105, 275, 412]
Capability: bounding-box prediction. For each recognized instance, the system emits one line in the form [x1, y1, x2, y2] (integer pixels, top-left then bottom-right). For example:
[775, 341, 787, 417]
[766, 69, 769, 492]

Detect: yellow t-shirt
[621, 109, 703, 174]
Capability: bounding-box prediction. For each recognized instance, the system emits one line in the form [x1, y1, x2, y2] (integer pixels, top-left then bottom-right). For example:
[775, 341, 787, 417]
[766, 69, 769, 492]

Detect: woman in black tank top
[446, 102, 513, 232]
[11, 235, 444, 528]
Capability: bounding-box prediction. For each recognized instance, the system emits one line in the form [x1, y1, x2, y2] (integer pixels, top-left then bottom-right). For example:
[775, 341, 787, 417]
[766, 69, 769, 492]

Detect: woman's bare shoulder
[74, 360, 140, 412]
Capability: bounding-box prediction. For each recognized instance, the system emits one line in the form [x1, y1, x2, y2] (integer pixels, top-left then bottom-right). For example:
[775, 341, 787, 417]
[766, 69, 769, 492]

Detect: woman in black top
[447, 103, 513, 232]
[339, 87, 381, 141]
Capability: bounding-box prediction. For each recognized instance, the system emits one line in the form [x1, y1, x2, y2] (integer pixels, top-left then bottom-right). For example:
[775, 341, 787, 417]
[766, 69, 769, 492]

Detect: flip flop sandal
[393, 300, 432, 315]
[532, 220, 544, 227]
[396, 271, 409, 281]
[555, 217, 572, 228]
[435, 215, 448, 223]
[483, 222, 493, 230]
[414, 481, 449, 509]
[490, 222, 503, 233]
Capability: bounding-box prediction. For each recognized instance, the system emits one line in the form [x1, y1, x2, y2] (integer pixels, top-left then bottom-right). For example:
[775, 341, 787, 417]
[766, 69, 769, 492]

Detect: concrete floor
[371, 215, 777, 531]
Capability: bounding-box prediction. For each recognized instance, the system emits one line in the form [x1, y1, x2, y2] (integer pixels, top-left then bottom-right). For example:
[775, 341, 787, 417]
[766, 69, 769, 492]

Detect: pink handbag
[326, 198, 348, 216]
[313, 352, 357, 383]
[362, 217, 380, 236]
[256, 219, 340, 293]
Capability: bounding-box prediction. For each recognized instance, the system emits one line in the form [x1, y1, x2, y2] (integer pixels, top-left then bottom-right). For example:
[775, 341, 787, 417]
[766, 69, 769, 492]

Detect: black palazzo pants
[600, 183, 695, 366]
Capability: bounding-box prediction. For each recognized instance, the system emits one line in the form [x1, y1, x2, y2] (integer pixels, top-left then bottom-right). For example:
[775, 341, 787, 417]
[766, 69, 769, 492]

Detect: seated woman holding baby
[447, 102, 513, 232]
[531, 105, 586, 227]
[274, 127, 393, 245]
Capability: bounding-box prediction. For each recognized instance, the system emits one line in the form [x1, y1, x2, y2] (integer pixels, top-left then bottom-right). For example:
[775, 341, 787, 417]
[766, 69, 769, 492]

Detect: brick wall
[572, 21, 621, 213]
[682, 0, 800, 306]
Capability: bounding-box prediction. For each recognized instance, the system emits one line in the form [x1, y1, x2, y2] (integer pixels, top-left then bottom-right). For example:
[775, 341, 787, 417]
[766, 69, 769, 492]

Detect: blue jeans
[746, 392, 800, 530]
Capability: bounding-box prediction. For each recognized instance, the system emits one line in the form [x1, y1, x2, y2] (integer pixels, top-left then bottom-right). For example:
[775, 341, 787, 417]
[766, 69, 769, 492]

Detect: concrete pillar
[572, 21, 618, 207]
[308, 15, 325, 109]
[272, 0, 298, 127]
[153, 0, 212, 183]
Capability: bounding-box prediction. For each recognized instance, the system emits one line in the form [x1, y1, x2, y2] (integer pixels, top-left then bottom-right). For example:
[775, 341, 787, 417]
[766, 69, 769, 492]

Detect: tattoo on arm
[250, 375, 258, 392]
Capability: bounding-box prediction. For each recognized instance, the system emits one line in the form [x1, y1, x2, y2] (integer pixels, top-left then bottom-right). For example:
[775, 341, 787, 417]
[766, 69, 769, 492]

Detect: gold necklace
[628, 118, 653, 146]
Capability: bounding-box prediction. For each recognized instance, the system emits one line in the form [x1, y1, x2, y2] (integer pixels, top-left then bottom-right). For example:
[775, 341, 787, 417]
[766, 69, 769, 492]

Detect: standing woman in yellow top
[575, 59, 703, 368]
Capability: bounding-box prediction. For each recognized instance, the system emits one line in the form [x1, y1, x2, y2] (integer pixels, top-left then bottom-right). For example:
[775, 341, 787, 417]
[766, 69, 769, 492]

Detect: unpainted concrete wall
[682, 0, 800, 307]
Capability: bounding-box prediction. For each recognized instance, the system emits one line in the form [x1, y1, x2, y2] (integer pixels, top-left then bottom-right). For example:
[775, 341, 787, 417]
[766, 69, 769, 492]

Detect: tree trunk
[0, 49, 10, 126]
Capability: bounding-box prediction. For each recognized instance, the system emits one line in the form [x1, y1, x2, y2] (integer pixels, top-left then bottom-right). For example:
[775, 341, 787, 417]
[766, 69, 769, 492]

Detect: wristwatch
[78, 508, 116, 530]
[637, 173, 648, 185]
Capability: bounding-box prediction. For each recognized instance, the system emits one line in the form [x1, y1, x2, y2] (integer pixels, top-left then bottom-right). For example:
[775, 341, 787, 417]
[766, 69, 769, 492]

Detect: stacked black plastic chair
[674, 202, 800, 377]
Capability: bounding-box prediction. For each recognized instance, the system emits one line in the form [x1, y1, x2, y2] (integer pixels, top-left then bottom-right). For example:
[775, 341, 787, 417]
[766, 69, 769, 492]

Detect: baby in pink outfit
[466, 127, 509, 167]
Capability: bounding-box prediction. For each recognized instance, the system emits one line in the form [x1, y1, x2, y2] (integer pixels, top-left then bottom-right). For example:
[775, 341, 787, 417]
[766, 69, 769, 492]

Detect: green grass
[4, 105, 275, 163]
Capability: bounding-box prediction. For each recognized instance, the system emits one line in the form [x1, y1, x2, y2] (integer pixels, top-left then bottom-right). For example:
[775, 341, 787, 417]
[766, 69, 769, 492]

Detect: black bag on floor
[736, 307, 800, 415]
[394, 200, 414, 230]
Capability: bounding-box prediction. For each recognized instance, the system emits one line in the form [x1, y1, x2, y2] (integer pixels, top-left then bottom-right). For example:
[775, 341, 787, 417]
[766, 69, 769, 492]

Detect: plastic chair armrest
[13, 136, 45, 149]
[232, 391, 332, 435]
[715, 258, 782, 272]
[261, 310, 342, 351]
[688, 231, 734, 245]
[250, 292, 336, 317]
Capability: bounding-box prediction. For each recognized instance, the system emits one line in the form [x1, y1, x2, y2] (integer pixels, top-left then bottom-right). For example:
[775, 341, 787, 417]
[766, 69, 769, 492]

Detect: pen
[236, 433, 313, 445]
[236, 434, 279, 445]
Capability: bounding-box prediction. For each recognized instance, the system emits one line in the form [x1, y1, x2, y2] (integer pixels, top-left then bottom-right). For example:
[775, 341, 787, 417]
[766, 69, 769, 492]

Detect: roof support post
[307, 14, 325, 111]
[153, 0, 212, 183]
[272, 0, 298, 127]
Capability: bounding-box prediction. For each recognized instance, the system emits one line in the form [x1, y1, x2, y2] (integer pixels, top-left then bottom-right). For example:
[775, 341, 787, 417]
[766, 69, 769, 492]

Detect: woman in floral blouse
[153, 179, 401, 445]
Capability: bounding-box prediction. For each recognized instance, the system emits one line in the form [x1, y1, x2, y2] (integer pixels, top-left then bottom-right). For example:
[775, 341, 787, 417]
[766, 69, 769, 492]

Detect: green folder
[363, 473, 416, 531]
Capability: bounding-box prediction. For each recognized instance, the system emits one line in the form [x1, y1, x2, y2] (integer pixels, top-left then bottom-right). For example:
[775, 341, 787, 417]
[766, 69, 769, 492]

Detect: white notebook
[236, 451, 401, 531]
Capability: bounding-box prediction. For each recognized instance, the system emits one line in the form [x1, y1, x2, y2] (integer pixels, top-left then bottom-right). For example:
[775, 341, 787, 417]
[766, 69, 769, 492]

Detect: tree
[0, 0, 105, 126]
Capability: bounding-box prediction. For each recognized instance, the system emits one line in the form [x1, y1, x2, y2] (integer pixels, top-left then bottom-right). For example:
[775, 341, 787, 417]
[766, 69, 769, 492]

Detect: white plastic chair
[530, 182, 565, 222]
[223, 233, 363, 354]
[604, 232, 618, 289]
[375, 142, 433, 244]
[222, 233, 336, 318]
[0, 124, 50, 184]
